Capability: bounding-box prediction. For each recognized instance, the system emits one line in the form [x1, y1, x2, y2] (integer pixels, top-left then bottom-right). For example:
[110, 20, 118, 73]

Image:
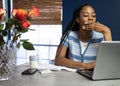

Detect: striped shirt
[62, 31, 104, 63]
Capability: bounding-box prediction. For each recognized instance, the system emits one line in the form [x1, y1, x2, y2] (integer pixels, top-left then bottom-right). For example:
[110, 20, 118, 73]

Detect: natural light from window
[16, 25, 62, 65]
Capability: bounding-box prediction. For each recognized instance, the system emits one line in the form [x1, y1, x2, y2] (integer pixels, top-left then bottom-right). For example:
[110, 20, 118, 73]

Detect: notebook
[77, 41, 120, 80]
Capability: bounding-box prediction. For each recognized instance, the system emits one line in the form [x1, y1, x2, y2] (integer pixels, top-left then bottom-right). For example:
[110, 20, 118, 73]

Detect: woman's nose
[88, 15, 93, 20]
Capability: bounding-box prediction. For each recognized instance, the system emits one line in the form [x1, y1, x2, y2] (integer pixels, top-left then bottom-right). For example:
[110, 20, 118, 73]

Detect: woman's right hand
[82, 61, 95, 69]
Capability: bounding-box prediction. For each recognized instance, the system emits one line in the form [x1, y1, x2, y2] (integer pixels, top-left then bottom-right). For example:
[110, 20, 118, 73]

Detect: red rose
[0, 8, 6, 20]
[12, 9, 27, 21]
[28, 6, 40, 18]
[22, 20, 30, 29]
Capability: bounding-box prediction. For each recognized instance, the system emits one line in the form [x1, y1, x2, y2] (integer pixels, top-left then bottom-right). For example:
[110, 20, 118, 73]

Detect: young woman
[55, 4, 112, 69]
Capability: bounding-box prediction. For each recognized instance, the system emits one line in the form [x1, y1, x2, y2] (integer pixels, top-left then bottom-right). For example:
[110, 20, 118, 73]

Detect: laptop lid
[92, 41, 120, 80]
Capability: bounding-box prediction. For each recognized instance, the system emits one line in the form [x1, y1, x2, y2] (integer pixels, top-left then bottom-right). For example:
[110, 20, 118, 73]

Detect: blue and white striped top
[62, 31, 104, 63]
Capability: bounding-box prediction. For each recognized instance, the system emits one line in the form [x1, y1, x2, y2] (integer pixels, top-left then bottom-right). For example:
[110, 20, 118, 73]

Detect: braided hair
[60, 4, 93, 46]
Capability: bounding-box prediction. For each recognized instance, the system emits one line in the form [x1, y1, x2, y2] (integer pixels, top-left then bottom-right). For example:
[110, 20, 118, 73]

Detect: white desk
[0, 64, 120, 86]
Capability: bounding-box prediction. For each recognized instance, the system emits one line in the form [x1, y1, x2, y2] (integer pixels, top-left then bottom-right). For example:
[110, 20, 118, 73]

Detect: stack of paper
[37, 64, 76, 72]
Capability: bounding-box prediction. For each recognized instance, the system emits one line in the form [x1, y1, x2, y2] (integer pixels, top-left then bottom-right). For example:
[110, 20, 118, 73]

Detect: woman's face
[76, 5, 96, 28]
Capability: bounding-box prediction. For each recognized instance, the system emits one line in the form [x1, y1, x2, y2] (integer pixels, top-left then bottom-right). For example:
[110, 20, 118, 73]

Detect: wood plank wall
[13, 0, 62, 24]
[0, 0, 2, 8]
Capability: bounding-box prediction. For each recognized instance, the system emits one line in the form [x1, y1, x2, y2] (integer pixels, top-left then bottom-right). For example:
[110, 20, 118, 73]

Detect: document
[37, 64, 76, 72]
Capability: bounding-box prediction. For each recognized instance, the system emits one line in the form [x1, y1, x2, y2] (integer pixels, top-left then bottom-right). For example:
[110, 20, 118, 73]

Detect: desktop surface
[0, 64, 120, 86]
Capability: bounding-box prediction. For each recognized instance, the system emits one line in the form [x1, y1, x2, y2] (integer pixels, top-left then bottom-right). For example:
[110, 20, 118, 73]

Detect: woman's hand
[82, 22, 112, 41]
[82, 21, 96, 30]
[81, 61, 95, 69]
[82, 22, 109, 33]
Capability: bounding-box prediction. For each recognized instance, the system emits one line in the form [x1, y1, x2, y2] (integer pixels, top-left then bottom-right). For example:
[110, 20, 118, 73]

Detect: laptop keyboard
[77, 68, 93, 77]
[84, 70, 93, 75]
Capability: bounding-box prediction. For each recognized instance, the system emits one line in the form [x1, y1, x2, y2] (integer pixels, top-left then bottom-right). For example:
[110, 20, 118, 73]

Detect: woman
[55, 4, 112, 69]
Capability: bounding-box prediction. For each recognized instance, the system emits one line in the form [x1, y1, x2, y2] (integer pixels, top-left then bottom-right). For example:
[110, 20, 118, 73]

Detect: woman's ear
[76, 18, 80, 23]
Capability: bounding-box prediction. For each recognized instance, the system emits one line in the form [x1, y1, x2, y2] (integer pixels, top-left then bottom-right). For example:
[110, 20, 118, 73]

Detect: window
[16, 25, 62, 65]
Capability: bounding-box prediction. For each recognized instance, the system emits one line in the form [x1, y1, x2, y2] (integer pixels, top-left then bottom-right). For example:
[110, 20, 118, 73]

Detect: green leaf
[0, 24, 4, 30]
[20, 39, 29, 42]
[16, 42, 21, 49]
[28, 28, 36, 31]
[20, 28, 28, 32]
[22, 42, 35, 50]
[2, 30, 8, 36]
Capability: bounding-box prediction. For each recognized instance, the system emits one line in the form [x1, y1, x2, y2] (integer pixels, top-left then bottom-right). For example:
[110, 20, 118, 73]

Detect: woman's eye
[82, 13, 96, 17]
[92, 13, 96, 17]
[93, 15, 96, 17]
[83, 14, 88, 17]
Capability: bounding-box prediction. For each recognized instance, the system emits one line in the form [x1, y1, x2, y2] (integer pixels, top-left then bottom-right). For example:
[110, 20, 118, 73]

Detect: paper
[37, 64, 76, 72]
[39, 70, 53, 74]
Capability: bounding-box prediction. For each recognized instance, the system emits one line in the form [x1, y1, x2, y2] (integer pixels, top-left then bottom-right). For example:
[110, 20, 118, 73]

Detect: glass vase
[0, 49, 16, 81]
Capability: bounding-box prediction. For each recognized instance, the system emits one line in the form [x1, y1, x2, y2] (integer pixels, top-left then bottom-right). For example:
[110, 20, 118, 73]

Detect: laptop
[77, 41, 120, 80]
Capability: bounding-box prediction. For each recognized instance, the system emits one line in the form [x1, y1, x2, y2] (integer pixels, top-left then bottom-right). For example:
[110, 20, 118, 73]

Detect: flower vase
[0, 49, 16, 81]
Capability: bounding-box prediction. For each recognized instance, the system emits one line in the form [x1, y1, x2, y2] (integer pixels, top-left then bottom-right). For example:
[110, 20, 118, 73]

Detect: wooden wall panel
[0, 0, 2, 8]
[13, 0, 62, 24]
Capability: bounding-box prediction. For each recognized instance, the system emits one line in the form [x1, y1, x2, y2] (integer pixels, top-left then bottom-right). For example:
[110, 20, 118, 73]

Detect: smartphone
[21, 68, 38, 75]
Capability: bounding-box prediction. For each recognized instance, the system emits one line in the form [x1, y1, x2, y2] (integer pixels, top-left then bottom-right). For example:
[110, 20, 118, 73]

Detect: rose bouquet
[0, 6, 40, 81]
[0, 6, 40, 50]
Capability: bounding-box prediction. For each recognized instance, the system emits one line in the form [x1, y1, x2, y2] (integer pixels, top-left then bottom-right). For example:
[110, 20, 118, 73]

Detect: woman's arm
[84, 22, 112, 41]
[94, 23, 112, 41]
[55, 44, 95, 69]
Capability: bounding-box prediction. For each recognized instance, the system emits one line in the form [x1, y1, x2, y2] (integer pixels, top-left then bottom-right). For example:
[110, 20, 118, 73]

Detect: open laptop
[77, 41, 120, 80]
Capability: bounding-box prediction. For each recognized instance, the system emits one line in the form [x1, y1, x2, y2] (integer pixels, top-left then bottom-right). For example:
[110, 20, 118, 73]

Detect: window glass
[17, 25, 62, 65]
